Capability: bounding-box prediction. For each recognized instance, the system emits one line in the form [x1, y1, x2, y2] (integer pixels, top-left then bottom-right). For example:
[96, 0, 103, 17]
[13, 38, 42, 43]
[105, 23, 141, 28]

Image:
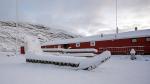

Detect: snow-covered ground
[0, 52, 150, 84]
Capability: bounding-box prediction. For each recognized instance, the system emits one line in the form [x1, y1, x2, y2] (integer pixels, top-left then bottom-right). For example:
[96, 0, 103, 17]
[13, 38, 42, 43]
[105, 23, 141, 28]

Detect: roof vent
[135, 27, 138, 31]
[101, 34, 103, 37]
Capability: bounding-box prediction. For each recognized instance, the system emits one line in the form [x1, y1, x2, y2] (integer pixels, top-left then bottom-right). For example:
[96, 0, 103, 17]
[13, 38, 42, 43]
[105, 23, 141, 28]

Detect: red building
[41, 29, 150, 55]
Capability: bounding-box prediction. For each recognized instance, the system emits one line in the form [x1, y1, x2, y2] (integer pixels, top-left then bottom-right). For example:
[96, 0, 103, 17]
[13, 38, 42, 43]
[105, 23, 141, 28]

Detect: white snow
[55, 53, 96, 57]
[42, 29, 150, 45]
[24, 35, 43, 55]
[0, 53, 150, 84]
[44, 52, 96, 57]
[42, 48, 98, 53]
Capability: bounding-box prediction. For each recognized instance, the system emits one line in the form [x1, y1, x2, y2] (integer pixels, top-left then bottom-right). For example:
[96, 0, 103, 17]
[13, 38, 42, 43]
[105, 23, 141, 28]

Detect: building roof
[42, 29, 150, 46]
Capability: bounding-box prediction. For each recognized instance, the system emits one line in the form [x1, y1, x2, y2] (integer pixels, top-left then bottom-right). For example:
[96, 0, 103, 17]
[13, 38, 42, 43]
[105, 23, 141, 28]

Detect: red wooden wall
[41, 37, 150, 55]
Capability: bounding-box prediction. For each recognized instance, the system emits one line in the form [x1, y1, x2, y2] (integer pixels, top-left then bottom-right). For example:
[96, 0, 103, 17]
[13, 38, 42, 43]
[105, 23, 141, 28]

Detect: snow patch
[24, 35, 43, 55]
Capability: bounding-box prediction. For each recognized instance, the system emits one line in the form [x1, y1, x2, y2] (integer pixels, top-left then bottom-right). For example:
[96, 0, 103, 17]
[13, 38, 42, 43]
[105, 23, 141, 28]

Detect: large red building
[40, 29, 150, 55]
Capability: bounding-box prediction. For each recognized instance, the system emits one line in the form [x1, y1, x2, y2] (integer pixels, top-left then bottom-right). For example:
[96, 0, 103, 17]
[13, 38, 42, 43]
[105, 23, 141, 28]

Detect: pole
[116, 0, 118, 34]
[15, 0, 18, 55]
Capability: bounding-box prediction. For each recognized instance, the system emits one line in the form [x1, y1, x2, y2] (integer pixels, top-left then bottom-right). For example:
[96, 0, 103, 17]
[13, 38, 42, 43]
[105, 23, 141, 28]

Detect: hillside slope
[0, 21, 79, 52]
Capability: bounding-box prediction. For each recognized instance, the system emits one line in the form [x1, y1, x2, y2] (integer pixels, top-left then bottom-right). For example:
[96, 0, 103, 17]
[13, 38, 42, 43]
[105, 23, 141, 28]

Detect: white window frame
[58, 45, 61, 48]
[146, 38, 150, 41]
[76, 42, 80, 47]
[90, 41, 95, 46]
[132, 39, 137, 43]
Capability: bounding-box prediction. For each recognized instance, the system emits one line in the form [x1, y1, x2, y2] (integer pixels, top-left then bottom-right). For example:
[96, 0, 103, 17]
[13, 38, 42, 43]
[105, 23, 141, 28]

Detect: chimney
[135, 27, 138, 31]
[116, 27, 119, 34]
[101, 33, 103, 37]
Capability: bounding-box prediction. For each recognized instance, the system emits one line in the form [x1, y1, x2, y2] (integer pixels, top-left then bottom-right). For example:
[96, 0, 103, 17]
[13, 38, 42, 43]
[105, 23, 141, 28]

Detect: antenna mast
[15, 0, 18, 55]
[116, 0, 118, 34]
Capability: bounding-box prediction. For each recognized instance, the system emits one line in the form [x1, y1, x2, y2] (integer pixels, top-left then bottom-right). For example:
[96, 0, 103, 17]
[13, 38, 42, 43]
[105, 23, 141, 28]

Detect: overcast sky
[0, 0, 150, 36]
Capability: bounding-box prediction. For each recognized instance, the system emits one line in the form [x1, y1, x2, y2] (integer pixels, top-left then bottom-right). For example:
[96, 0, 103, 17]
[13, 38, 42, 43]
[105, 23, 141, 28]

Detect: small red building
[41, 29, 150, 55]
[20, 46, 25, 54]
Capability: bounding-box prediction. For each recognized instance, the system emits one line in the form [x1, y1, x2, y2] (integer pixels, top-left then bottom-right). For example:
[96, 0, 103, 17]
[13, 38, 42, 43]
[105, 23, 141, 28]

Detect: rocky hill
[0, 21, 79, 52]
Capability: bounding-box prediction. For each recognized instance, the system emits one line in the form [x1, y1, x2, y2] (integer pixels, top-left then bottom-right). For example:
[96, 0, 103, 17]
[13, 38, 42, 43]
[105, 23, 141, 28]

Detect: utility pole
[15, 0, 18, 55]
[116, 0, 118, 34]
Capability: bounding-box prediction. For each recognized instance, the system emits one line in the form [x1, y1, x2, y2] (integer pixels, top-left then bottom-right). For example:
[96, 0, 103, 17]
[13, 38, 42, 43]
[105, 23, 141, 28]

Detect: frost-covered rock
[130, 49, 136, 54]
[130, 49, 136, 60]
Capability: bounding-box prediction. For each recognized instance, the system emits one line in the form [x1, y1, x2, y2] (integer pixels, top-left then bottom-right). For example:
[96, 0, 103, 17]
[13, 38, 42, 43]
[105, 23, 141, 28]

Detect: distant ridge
[0, 21, 80, 52]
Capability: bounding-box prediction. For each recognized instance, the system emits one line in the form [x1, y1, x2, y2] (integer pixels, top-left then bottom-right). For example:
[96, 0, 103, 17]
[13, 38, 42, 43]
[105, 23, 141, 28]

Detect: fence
[99, 46, 144, 55]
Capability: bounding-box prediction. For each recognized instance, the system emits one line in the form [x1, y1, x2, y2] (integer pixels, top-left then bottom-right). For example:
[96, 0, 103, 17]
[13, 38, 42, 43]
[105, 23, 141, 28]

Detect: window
[63, 44, 68, 49]
[76, 43, 80, 47]
[146, 38, 150, 41]
[58, 45, 61, 48]
[132, 39, 137, 43]
[90, 41, 95, 46]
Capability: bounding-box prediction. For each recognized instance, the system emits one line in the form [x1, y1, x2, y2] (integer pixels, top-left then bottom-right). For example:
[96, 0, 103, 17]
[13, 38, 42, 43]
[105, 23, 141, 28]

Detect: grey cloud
[0, 0, 16, 20]
[0, 0, 150, 36]
[118, 0, 150, 12]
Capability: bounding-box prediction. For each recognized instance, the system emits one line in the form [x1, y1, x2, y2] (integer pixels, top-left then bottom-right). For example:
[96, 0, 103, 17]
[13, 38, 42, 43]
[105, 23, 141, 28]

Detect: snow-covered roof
[42, 29, 150, 46]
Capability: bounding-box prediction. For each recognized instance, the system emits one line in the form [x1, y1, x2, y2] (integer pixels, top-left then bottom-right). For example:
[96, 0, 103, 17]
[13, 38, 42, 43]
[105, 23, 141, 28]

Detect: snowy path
[0, 54, 150, 84]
